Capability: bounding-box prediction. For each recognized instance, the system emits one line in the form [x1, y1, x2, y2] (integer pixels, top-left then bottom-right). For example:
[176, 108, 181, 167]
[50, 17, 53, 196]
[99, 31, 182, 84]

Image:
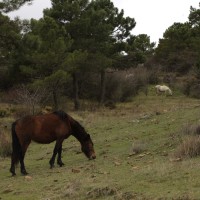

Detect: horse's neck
[71, 120, 86, 144]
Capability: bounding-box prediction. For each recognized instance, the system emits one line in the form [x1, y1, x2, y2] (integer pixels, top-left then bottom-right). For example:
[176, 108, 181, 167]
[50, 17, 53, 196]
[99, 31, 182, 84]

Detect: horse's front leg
[49, 144, 58, 169]
[57, 145, 65, 167]
[49, 139, 64, 169]
[20, 152, 28, 175]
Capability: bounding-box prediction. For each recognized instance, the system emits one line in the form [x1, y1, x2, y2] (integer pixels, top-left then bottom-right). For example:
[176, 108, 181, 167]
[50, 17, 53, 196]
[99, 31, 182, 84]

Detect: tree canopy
[155, 4, 200, 74]
[3, 0, 200, 107]
[0, 0, 33, 12]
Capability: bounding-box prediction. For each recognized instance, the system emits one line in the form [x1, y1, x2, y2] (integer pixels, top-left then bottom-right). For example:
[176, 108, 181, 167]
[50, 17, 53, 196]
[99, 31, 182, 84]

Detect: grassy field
[1, 91, 200, 200]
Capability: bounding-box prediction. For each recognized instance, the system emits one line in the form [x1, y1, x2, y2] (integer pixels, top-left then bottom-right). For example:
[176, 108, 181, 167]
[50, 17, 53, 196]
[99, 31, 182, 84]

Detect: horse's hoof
[10, 169, 16, 176]
[21, 170, 28, 175]
[50, 164, 55, 169]
[57, 162, 65, 167]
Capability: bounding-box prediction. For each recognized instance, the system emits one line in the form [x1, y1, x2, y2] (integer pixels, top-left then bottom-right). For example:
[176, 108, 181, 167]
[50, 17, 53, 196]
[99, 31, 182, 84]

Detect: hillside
[1, 91, 200, 200]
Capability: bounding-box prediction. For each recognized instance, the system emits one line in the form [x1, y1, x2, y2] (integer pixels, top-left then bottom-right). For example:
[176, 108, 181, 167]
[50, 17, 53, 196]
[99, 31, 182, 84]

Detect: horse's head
[70, 119, 96, 160]
[81, 134, 96, 160]
[168, 89, 173, 95]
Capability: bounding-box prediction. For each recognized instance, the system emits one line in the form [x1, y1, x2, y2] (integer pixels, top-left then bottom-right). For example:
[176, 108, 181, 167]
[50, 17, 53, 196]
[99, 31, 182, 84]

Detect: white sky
[8, 0, 200, 44]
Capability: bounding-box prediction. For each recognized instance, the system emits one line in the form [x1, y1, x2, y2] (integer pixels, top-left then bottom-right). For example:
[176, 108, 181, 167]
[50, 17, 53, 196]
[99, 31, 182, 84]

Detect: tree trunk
[99, 69, 106, 105]
[72, 72, 80, 110]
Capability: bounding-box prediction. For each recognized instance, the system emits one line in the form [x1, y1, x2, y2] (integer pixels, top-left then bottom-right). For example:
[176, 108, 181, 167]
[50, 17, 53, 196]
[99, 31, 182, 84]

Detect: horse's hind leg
[10, 153, 17, 176]
[20, 141, 31, 175]
[57, 145, 64, 167]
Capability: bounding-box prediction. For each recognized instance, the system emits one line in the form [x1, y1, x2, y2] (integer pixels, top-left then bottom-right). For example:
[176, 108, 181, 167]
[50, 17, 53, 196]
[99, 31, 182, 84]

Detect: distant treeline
[0, 1, 199, 109]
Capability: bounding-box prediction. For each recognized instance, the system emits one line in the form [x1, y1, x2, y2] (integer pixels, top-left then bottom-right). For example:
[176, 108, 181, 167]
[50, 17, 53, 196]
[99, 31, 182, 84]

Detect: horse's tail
[11, 121, 21, 166]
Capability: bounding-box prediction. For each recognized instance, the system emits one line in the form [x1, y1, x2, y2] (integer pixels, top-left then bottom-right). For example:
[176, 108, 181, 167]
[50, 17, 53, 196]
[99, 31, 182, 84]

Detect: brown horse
[10, 110, 96, 176]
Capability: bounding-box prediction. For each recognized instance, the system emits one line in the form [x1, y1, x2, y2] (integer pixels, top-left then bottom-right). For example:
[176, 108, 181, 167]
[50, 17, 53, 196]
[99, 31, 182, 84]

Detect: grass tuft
[181, 123, 200, 136]
[174, 136, 200, 158]
[0, 130, 12, 157]
[87, 186, 117, 199]
[130, 141, 147, 155]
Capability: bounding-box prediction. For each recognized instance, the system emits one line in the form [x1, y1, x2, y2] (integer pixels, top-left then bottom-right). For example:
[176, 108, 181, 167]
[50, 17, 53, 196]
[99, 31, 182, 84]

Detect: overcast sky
[8, 0, 200, 44]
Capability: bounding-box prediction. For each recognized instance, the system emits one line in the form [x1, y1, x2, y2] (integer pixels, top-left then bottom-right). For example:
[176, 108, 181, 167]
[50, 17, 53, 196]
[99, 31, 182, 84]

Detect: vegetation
[155, 5, 200, 75]
[0, 0, 156, 110]
[0, 1, 200, 199]
[1, 1, 199, 109]
[1, 92, 200, 199]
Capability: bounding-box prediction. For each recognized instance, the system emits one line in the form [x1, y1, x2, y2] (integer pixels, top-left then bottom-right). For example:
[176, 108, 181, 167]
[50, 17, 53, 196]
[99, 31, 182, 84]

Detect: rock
[132, 166, 139, 170]
[24, 175, 32, 181]
[114, 161, 121, 166]
[137, 153, 146, 158]
[169, 158, 182, 162]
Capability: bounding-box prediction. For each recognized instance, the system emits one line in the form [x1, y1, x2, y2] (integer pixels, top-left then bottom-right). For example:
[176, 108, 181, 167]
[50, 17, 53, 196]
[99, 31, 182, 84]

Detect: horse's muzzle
[89, 154, 96, 160]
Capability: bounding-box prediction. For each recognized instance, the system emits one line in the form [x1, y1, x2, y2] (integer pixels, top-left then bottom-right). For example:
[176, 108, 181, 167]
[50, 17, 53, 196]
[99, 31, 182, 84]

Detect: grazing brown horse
[10, 110, 96, 176]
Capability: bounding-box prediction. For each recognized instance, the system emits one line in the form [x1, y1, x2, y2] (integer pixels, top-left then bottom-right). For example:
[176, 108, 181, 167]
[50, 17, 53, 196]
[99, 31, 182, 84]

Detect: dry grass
[0, 129, 12, 157]
[174, 123, 200, 159]
[1, 92, 200, 199]
[174, 136, 200, 159]
[130, 141, 147, 155]
[181, 123, 200, 136]
[87, 186, 117, 199]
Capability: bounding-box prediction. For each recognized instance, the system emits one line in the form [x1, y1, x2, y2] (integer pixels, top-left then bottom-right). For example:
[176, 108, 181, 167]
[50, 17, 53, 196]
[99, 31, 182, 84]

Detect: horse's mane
[53, 110, 88, 140]
[70, 118, 89, 142]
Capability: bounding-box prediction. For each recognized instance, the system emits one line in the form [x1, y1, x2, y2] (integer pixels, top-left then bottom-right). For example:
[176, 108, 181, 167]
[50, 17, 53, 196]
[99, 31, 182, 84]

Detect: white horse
[155, 85, 172, 96]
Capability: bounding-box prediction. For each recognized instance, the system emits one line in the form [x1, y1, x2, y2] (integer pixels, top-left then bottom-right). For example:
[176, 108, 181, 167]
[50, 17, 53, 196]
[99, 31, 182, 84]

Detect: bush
[0, 105, 13, 118]
[174, 136, 200, 159]
[0, 130, 12, 157]
[163, 73, 176, 87]
[147, 69, 159, 84]
[14, 108, 29, 119]
[105, 67, 149, 102]
[181, 123, 200, 136]
[130, 141, 147, 155]
[174, 123, 200, 159]
[178, 76, 200, 98]
[0, 110, 7, 118]
[190, 84, 200, 99]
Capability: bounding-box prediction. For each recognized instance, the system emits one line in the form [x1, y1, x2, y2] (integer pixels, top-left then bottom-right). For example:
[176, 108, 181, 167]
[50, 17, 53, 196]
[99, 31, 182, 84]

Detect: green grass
[1, 93, 200, 199]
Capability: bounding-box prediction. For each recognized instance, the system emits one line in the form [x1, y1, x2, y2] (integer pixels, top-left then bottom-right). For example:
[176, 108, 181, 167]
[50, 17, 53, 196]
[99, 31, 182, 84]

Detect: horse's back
[15, 113, 71, 144]
[155, 85, 161, 89]
[155, 84, 172, 95]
